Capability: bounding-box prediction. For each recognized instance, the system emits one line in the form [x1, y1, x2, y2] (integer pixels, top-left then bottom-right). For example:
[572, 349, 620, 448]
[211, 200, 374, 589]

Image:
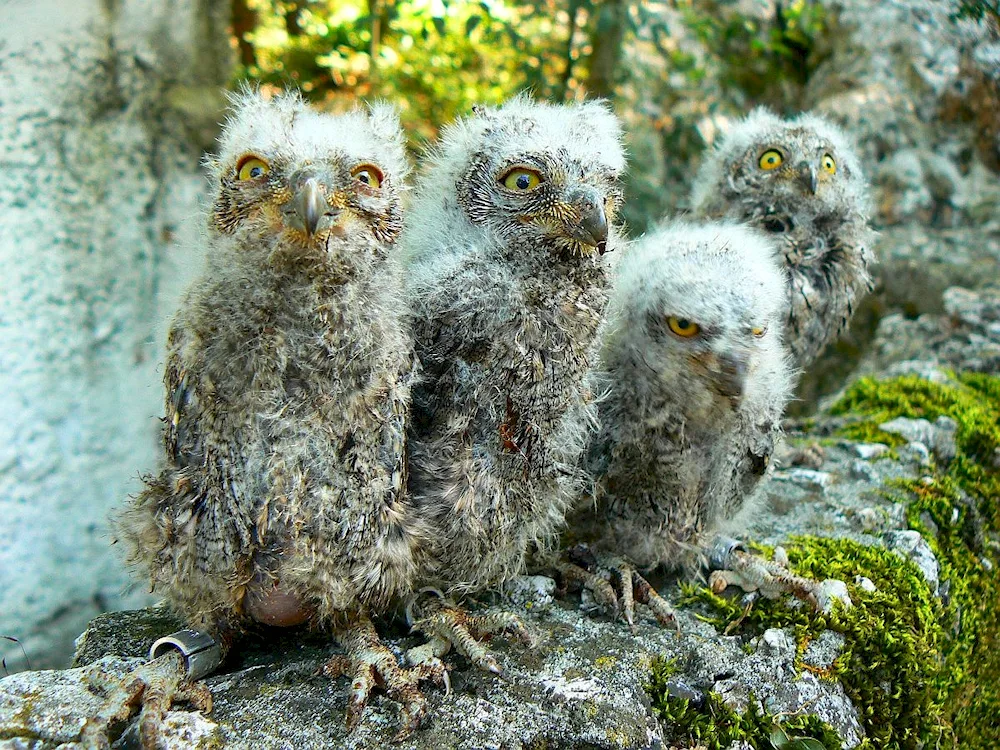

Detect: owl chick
[566, 222, 796, 627]
[83, 90, 433, 746]
[400, 95, 625, 671]
[690, 108, 876, 370]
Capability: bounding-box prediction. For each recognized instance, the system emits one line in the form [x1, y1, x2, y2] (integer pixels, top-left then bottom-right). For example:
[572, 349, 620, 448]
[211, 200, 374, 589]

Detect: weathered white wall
[0, 0, 231, 669]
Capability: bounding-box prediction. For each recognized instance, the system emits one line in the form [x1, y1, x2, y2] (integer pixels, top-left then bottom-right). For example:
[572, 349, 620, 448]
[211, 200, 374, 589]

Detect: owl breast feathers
[578, 221, 794, 572]
[690, 107, 876, 370]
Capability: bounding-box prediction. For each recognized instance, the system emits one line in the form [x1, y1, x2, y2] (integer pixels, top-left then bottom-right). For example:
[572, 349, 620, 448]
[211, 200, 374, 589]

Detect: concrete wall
[0, 0, 231, 669]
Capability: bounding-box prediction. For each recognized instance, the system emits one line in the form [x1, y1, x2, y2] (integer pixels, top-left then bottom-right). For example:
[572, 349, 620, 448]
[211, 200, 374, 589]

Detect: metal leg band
[148, 629, 222, 681]
[708, 535, 748, 572]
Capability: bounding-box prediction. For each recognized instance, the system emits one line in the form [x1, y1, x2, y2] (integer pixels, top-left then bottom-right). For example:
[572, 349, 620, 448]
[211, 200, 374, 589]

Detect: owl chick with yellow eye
[565, 222, 799, 629]
[690, 108, 876, 370]
[82, 90, 436, 747]
[401, 95, 625, 673]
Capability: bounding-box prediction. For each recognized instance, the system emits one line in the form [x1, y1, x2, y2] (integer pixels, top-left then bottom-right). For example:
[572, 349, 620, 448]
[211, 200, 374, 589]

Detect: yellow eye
[751, 325, 767, 338]
[667, 317, 701, 338]
[237, 156, 269, 181]
[821, 153, 837, 175]
[758, 149, 784, 171]
[352, 163, 383, 189]
[501, 167, 543, 192]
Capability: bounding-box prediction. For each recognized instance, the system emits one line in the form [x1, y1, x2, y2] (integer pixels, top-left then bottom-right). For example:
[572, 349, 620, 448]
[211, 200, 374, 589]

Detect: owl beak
[798, 161, 819, 195]
[564, 188, 609, 253]
[714, 352, 748, 402]
[287, 176, 340, 237]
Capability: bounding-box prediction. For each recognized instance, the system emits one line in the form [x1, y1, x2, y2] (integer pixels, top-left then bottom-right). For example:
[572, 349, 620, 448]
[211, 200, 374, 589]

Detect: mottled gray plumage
[402, 95, 626, 596]
[690, 108, 875, 370]
[118, 89, 420, 639]
[575, 222, 793, 572]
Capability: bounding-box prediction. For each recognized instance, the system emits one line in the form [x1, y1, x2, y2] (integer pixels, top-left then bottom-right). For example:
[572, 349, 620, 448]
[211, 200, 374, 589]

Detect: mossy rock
[651, 373, 1000, 749]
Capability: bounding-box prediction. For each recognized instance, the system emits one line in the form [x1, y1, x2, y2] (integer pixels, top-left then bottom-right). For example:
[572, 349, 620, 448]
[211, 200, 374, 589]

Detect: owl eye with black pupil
[236, 156, 270, 181]
[351, 164, 383, 189]
[758, 149, 783, 171]
[667, 316, 701, 337]
[500, 167, 543, 192]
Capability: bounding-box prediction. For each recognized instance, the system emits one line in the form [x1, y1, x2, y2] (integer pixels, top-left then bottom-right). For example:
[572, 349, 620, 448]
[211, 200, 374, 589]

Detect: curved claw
[410, 597, 533, 677]
[327, 611, 433, 740]
[404, 587, 447, 628]
[555, 561, 619, 616]
[708, 543, 853, 613]
[80, 649, 212, 749]
[405, 640, 453, 696]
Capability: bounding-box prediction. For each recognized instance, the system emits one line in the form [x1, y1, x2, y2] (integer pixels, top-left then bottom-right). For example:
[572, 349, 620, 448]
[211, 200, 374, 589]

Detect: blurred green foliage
[233, 0, 594, 143]
[231, 0, 831, 227]
[232, 1, 829, 145]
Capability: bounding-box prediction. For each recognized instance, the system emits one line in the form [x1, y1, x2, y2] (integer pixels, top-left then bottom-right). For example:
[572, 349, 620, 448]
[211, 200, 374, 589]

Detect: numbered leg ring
[149, 629, 222, 681]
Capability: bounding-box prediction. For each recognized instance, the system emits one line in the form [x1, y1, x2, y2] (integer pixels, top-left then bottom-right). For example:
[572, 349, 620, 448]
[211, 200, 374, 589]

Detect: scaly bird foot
[406, 589, 534, 678]
[322, 610, 444, 742]
[80, 629, 219, 749]
[556, 547, 677, 632]
[707, 536, 852, 613]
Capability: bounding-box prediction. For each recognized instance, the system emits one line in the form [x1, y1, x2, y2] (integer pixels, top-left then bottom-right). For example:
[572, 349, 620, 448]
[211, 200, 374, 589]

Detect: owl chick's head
[417, 94, 625, 260]
[605, 222, 789, 419]
[691, 108, 869, 231]
[207, 88, 408, 270]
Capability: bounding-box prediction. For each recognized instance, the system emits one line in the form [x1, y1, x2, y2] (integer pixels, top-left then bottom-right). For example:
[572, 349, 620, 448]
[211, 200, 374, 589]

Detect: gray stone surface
[884, 530, 941, 596]
[0, 598, 868, 749]
[0, 0, 231, 671]
[880, 416, 958, 462]
[857, 284, 1000, 379]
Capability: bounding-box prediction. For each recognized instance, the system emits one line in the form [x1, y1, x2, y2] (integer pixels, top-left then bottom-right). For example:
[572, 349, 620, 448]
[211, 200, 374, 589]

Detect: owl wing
[411, 247, 519, 375]
[379, 351, 419, 502]
[735, 415, 778, 501]
[162, 324, 208, 471]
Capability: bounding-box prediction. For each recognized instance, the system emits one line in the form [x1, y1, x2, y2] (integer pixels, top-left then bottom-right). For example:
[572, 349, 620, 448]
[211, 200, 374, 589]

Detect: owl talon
[80, 648, 211, 749]
[409, 594, 532, 677]
[326, 611, 432, 739]
[611, 560, 637, 630]
[631, 571, 678, 631]
[555, 560, 620, 615]
[404, 638, 453, 695]
[557, 552, 678, 631]
[708, 542, 853, 613]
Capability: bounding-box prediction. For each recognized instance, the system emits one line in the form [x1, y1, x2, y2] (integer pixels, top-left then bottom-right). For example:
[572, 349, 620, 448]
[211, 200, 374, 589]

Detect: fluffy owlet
[567, 222, 795, 627]
[83, 90, 435, 745]
[690, 108, 876, 370]
[400, 95, 626, 671]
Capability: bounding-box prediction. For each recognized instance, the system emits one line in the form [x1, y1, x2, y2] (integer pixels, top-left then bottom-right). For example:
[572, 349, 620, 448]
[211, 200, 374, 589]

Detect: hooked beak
[713, 352, 748, 402]
[287, 176, 341, 237]
[564, 188, 609, 254]
[797, 161, 819, 195]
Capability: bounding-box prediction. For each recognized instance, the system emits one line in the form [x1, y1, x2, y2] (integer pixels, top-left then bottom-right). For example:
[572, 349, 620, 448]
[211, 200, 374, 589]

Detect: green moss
[645, 657, 842, 750]
[828, 375, 1000, 747]
[890, 476, 1000, 749]
[833, 422, 907, 450]
[680, 539, 947, 748]
[830, 373, 1000, 526]
[663, 374, 1000, 749]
